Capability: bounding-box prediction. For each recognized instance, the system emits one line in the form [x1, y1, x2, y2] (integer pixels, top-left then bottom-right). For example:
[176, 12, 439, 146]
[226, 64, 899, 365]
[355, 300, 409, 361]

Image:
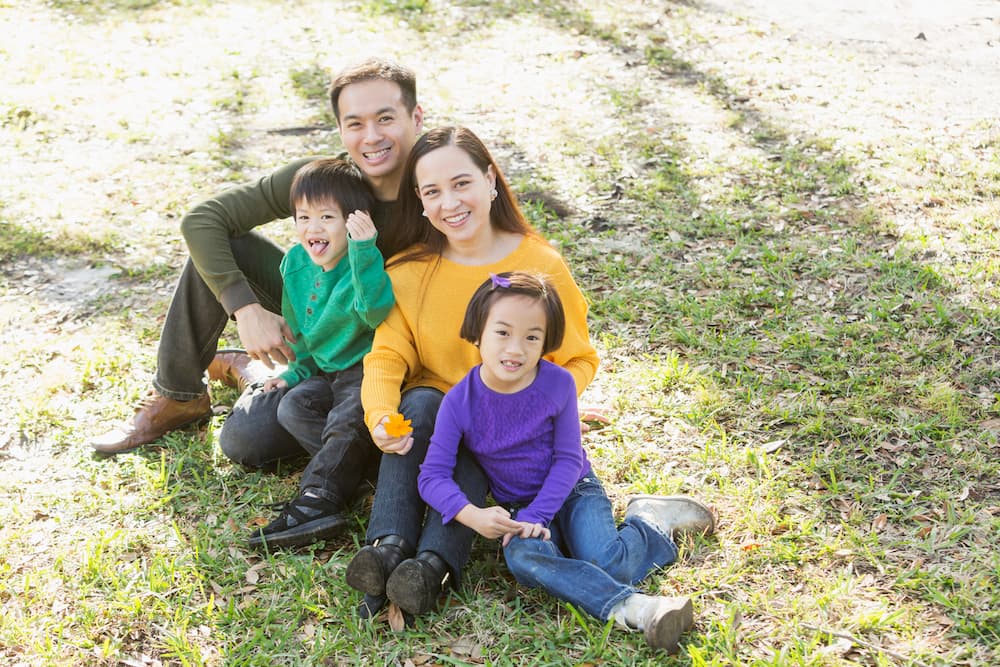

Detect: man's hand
[234, 303, 296, 369]
[346, 210, 377, 241]
[372, 415, 413, 455]
[455, 505, 523, 540]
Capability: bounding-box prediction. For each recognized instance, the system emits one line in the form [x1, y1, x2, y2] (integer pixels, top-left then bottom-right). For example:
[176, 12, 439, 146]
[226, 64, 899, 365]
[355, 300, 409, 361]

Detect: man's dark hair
[328, 58, 418, 123]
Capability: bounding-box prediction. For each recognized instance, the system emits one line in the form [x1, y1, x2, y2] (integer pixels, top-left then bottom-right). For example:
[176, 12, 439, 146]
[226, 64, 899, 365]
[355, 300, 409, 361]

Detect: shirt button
[306, 308, 313, 315]
[310, 294, 317, 301]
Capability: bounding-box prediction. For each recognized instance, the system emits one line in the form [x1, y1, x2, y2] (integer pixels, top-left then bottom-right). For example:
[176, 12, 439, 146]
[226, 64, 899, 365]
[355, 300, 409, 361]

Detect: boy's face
[477, 295, 547, 394]
[294, 197, 349, 272]
[336, 79, 423, 200]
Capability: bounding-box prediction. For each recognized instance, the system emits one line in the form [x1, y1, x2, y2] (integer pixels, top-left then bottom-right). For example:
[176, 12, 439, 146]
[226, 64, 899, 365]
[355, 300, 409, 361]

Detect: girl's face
[477, 294, 547, 394]
[294, 197, 349, 271]
[414, 144, 496, 249]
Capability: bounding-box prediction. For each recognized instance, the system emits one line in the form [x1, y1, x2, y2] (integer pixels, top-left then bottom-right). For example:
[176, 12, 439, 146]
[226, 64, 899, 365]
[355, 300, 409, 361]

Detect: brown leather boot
[89, 390, 212, 454]
[206, 349, 273, 393]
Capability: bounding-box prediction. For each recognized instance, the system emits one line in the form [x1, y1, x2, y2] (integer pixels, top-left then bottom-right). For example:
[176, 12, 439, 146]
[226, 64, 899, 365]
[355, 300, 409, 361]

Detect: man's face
[336, 79, 423, 199]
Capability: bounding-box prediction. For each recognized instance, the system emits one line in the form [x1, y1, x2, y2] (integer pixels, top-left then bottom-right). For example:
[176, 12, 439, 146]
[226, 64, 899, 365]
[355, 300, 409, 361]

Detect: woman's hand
[372, 415, 414, 455]
[262, 377, 287, 393]
[346, 210, 377, 241]
[502, 520, 552, 547]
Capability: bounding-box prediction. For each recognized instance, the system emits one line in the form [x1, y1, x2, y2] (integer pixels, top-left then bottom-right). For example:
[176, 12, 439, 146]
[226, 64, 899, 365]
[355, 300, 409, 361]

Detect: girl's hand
[372, 415, 413, 455]
[456, 505, 522, 539]
[262, 377, 287, 393]
[346, 210, 377, 241]
[502, 521, 552, 547]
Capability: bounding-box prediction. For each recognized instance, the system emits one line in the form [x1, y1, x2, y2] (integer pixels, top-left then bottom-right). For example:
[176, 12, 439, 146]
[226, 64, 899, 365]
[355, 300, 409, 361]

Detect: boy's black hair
[290, 158, 375, 215]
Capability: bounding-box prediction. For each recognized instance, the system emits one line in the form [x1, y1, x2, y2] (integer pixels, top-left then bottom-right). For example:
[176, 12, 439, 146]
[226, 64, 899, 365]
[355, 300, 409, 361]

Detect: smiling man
[89, 59, 424, 527]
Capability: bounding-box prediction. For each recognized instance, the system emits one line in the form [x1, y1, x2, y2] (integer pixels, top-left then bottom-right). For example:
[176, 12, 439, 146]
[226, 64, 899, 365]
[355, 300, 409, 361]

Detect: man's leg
[90, 232, 284, 454]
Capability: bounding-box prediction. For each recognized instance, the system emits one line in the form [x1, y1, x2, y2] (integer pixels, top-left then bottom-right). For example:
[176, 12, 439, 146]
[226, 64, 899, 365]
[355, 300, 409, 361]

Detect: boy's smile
[294, 197, 349, 272]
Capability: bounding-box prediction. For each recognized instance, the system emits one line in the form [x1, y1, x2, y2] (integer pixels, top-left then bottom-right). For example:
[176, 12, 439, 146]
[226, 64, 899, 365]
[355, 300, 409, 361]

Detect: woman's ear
[486, 165, 497, 191]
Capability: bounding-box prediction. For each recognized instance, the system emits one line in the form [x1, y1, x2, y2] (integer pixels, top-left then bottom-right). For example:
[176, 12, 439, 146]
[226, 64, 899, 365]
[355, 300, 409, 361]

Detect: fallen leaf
[761, 438, 785, 453]
[871, 513, 888, 532]
[387, 602, 406, 632]
[248, 516, 270, 527]
[385, 412, 413, 438]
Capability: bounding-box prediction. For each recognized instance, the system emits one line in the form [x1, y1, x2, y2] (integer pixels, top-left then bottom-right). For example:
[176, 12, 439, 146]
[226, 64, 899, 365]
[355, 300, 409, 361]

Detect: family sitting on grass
[89, 58, 716, 654]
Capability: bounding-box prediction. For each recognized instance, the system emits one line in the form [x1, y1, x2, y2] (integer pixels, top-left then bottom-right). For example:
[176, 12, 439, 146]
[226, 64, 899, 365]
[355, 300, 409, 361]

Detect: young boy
[244, 157, 394, 549]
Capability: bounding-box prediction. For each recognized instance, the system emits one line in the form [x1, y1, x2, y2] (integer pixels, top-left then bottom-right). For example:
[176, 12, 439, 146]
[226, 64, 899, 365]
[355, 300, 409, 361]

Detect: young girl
[417, 272, 715, 654]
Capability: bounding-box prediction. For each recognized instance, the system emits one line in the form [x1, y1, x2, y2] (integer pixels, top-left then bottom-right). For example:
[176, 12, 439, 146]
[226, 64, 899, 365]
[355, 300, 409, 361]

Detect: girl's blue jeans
[503, 473, 679, 621]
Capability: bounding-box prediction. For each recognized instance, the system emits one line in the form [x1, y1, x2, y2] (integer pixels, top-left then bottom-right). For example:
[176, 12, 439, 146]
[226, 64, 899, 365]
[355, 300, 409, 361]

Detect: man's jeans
[154, 232, 285, 401]
[365, 387, 489, 582]
[219, 362, 378, 506]
[503, 473, 679, 622]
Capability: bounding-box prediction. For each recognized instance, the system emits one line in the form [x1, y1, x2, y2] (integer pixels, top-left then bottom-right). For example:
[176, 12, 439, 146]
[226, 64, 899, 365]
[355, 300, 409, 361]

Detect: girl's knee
[503, 536, 555, 585]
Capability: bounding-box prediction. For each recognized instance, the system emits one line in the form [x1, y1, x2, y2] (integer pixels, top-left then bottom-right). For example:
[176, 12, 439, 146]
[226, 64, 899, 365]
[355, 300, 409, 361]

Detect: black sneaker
[247, 493, 348, 549]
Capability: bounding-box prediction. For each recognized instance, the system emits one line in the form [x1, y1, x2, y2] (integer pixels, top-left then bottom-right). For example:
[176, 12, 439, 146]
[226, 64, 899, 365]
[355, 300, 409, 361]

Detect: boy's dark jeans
[218, 362, 379, 506]
[153, 232, 285, 401]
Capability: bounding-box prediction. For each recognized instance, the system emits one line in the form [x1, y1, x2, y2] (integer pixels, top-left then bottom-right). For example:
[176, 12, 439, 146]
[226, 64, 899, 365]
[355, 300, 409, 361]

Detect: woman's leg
[363, 387, 443, 547]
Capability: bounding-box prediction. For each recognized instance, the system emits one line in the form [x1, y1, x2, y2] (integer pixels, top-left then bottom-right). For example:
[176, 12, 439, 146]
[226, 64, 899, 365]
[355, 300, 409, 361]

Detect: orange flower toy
[384, 412, 413, 438]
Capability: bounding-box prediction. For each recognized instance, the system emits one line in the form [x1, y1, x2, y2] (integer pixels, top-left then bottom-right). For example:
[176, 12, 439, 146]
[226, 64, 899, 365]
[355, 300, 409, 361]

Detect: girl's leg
[503, 526, 636, 622]
[558, 473, 678, 586]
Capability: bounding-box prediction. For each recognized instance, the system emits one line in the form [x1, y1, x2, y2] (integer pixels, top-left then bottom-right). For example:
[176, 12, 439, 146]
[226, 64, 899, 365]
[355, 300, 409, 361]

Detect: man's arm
[180, 157, 314, 314]
[180, 158, 315, 365]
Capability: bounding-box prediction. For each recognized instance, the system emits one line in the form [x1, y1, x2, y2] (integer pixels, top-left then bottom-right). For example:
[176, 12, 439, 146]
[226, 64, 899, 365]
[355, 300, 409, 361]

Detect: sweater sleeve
[361, 304, 423, 432]
[515, 372, 584, 525]
[180, 157, 315, 315]
[347, 236, 394, 328]
[417, 395, 473, 524]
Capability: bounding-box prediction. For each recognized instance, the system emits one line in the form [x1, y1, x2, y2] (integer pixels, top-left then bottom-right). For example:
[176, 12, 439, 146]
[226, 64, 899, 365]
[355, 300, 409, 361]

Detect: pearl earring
[422, 210, 428, 217]
[490, 188, 498, 201]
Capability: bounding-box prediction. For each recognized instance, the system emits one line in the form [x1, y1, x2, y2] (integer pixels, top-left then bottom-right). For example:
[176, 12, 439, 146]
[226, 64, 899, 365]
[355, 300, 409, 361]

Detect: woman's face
[413, 144, 496, 248]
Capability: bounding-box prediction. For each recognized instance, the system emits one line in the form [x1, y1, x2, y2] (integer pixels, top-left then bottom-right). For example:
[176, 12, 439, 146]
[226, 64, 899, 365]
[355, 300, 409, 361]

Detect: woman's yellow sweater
[362, 234, 599, 431]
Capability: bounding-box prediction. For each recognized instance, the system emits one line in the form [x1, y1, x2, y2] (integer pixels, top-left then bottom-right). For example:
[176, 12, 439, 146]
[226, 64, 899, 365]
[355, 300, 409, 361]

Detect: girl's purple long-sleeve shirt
[418, 360, 591, 526]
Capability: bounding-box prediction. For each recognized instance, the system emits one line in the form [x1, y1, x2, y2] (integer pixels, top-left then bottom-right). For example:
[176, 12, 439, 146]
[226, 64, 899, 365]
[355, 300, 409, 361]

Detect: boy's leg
[220, 383, 303, 469]
[293, 363, 378, 506]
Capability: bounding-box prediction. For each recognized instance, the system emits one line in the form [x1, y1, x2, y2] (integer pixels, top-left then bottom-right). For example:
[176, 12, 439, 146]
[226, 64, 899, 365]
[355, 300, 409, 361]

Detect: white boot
[610, 593, 694, 653]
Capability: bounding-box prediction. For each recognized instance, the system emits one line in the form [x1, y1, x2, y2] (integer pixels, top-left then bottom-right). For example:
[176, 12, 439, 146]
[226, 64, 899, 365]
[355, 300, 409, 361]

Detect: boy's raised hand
[346, 210, 377, 241]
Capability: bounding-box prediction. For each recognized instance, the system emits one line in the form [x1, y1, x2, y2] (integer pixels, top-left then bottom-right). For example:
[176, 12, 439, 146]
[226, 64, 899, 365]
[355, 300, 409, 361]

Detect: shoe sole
[247, 513, 348, 549]
[345, 547, 390, 596]
[645, 597, 694, 653]
[385, 559, 439, 616]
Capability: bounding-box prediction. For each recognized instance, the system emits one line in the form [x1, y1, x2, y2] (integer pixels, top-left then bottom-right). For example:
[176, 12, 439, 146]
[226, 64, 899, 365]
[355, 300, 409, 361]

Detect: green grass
[2, 0, 998, 665]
